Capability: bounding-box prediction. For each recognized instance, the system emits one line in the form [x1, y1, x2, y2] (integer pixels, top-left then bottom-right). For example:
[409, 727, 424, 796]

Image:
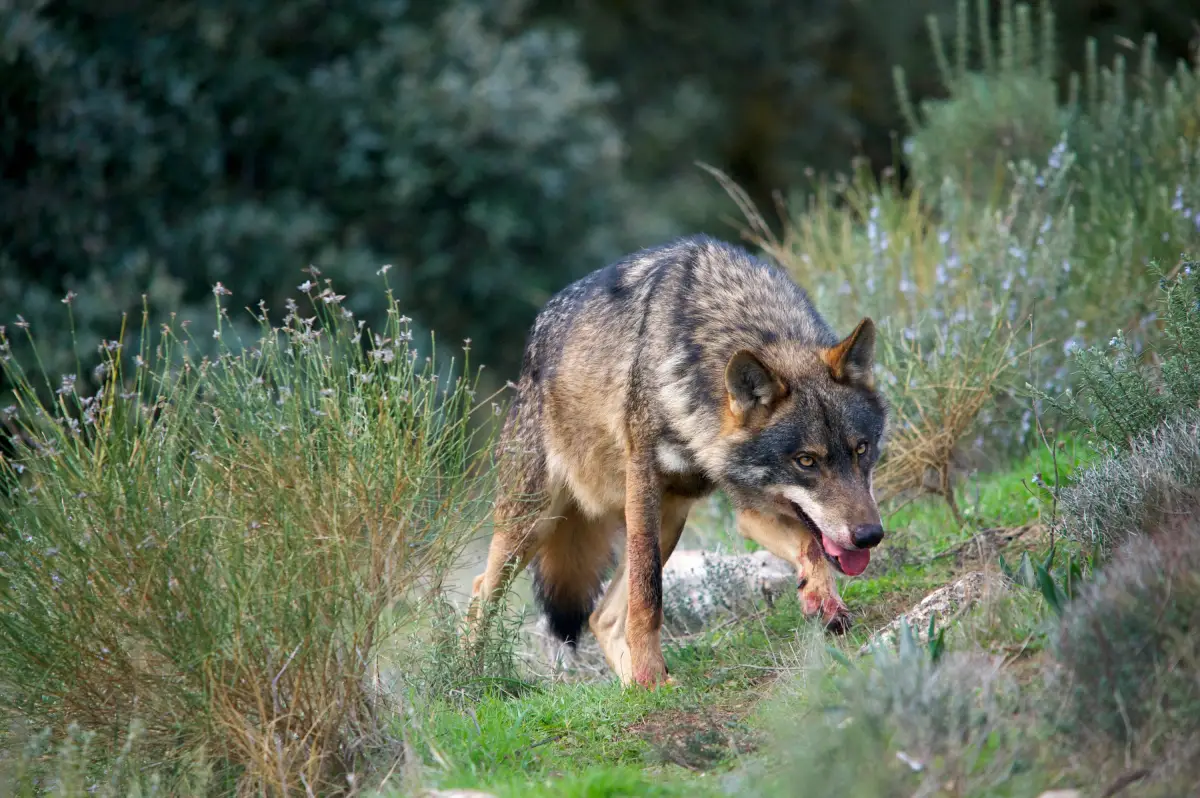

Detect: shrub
[0, 721, 214, 797]
[1066, 34, 1200, 319]
[1050, 511, 1200, 787]
[1056, 412, 1200, 555]
[400, 589, 531, 707]
[747, 623, 1038, 798]
[0, 0, 633, 388]
[895, 0, 1065, 201]
[0, 278, 497, 793]
[872, 311, 1027, 522]
[895, 0, 1200, 341]
[1038, 262, 1200, 452]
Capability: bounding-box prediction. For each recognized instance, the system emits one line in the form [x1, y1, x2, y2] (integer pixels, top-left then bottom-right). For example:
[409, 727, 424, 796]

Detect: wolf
[468, 235, 889, 687]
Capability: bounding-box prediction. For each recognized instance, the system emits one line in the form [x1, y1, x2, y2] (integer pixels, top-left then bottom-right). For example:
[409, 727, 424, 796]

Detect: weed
[0, 278, 498, 793]
[998, 544, 1091, 616]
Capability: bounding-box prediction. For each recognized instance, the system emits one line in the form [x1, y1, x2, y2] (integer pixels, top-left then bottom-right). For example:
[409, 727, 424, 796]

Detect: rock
[523, 549, 796, 679]
[423, 790, 498, 798]
[858, 571, 1004, 655]
[661, 549, 795, 632]
[1034, 791, 1081, 798]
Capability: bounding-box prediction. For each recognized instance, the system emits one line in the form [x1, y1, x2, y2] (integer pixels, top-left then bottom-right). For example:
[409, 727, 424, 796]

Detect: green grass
[883, 433, 1096, 551]
[402, 448, 1072, 797]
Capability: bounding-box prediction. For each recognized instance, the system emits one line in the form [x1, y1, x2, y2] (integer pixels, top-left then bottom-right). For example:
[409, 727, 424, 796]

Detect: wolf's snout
[851, 524, 884, 549]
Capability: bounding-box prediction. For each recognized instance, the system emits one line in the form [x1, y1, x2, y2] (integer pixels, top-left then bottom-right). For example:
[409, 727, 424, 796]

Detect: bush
[895, 0, 1200, 341]
[1056, 412, 1200, 555]
[872, 311, 1026, 521]
[401, 589, 531, 707]
[1038, 262, 1200, 452]
[1066, 34, 1200, 316]
[895, 0, 1065, 201]
[745, 623, 1038, 798]
[0, 278, 497, 792]
[0, 0, 633, 389]
[0, 721, 214, 797]
[1050, 511, 1200, 788]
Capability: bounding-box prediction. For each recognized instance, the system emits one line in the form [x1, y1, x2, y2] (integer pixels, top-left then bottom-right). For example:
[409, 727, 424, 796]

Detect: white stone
[661, 548, 796, 632]
[858, 571, 1004, 655]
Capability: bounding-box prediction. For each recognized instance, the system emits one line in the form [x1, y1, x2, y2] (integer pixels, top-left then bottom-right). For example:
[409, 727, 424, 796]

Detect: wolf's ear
[725, 350, 786, 423]
[822, 317, 876, 388]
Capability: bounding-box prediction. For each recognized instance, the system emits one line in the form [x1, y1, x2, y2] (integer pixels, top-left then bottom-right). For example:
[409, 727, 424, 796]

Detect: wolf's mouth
[787, 501, 871, 577]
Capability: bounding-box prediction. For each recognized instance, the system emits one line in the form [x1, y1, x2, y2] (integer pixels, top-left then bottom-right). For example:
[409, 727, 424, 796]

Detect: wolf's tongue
[822, 537, 871, 577]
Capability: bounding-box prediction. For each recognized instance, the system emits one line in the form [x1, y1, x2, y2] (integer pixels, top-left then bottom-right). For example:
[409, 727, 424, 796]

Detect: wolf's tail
[529, 522, 615, 647]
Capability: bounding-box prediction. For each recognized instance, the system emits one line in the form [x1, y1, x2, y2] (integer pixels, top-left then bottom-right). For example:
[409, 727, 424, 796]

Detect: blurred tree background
[1, 0, 1197, 390]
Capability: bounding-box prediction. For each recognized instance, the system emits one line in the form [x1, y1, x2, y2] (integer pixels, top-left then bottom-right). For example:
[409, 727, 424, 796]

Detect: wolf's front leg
[623, 455, 670, 687]
[591, 494, 693, 686]
[736, 508, 851, 634]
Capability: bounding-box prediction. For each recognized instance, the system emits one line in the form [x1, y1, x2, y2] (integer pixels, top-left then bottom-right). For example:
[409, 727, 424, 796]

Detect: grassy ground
[399, 440, 1094, 798]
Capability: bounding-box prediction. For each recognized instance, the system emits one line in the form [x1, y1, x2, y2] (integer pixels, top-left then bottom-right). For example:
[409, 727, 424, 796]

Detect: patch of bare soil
[630, 706, 761, 771]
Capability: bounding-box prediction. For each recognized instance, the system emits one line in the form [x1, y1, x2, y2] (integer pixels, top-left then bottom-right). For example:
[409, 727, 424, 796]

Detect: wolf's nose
[851, 524, 884, 549]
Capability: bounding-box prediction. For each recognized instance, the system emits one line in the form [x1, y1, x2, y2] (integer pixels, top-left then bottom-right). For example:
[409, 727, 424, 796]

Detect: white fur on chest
[655, 441, 695, 473]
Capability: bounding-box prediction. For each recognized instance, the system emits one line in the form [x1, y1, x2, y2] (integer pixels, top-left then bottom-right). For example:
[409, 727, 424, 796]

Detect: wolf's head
[714, 318, 888, 576]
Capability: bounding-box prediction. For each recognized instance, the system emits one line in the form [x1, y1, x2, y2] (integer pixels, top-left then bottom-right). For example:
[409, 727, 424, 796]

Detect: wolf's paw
[799, 580, 850, 633]
[629, 652, 670, 689]
[823, 606, 852, 635]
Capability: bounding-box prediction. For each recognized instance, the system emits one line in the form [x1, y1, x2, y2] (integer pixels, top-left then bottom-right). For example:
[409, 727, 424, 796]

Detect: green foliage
[999, 544, 1090, 616]
[895, 0, 1200, 346]
[1066, 35, 1200, 295]
[1037, 262, 1200, 450]
[534, 0, 858, 217]
[0, 279, 497, 792]
[0, 721, 216, 797]
[873, 308, 1027, 518]
[0, 0, 635, 387]
[896, 0, 1065, 200]
[404, 590, 533, 707]
[754, 630, 1035, 798]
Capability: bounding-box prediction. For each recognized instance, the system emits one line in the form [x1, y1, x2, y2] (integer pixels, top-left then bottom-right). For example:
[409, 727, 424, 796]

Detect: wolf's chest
[655, 441, 715, 498]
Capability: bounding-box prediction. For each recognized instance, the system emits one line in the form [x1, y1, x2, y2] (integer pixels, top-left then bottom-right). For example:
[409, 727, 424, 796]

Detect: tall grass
[0, 275, 498, 793]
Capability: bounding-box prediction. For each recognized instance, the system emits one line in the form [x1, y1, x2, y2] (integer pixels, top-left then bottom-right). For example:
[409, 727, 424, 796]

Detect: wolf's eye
[855, 441, 869, 456]
[795, 454, 816, 468]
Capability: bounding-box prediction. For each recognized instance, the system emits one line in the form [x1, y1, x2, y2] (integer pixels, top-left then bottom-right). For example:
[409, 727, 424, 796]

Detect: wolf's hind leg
[468, 418, 560, 638]
[531, 503, 622, 648]
[589, 495, 693, 685]
[735, 508, 850, 633]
